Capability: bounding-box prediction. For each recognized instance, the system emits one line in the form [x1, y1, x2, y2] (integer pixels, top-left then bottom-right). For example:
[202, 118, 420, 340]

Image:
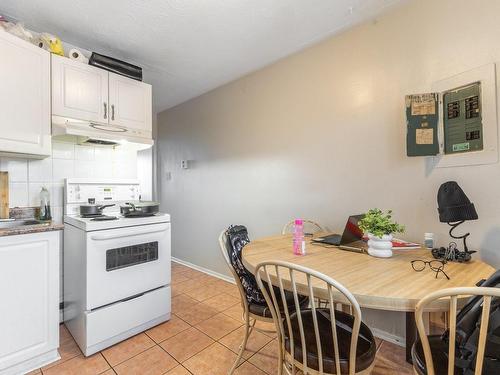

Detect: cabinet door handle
[103, 103, 107, 119]
[111, 105, 115, 121]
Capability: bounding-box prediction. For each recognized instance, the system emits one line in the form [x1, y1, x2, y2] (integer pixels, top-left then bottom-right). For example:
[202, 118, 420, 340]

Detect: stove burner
[81, 213, 105, 218]
[122, 212, 157, 218]
[90, 215, 118, 221]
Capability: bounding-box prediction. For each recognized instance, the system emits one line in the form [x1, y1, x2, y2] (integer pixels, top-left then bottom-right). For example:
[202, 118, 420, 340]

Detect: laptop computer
[312, 214, 367, 252]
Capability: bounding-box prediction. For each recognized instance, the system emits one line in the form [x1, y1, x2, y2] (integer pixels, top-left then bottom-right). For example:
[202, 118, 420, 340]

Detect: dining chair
[282, 219, 325, 236]
[219, 229, 309, 375]
[413, 286, 500, 375]
[255, 260, 376, 375]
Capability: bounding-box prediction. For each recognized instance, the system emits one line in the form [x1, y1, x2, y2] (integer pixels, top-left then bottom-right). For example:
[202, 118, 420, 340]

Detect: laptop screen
[340, 214, 365, 245]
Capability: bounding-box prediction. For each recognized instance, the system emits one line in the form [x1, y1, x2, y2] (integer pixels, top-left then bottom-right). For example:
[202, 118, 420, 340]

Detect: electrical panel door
[443, 82, 483, 154]
[406, 93, 439, 156]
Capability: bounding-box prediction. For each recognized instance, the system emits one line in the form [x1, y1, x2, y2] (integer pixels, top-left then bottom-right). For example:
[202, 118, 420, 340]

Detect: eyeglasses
[411, 259, 450, 280]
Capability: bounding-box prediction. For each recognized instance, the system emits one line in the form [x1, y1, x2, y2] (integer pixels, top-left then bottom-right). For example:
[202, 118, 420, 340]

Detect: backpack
[442, 270, 500, 374]
[225, 225, 266, 305]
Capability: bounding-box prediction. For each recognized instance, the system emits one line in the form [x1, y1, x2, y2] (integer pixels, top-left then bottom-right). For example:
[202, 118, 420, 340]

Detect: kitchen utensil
[120, 201, 159, 217]
[0, 172, 8, 219]
[80, 198, 115, 217]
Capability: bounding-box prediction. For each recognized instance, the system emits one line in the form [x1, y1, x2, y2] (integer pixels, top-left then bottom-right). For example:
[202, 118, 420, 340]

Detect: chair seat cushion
[284, 308, 376, 374]
[249, 288, 309, 318]
[412, 335, 462, 375]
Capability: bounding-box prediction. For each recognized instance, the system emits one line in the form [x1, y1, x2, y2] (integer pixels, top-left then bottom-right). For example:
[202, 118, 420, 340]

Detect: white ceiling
[1, 0, 405, 113]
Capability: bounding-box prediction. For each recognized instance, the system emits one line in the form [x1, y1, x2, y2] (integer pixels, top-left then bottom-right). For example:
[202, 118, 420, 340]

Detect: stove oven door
[86, 222, 170, 310]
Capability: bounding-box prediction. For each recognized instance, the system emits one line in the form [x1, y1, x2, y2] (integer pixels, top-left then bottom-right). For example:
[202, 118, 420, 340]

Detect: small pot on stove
[80, 198, 115, 217]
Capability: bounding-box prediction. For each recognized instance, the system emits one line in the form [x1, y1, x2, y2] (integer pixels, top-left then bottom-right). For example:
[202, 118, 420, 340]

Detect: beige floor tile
[247, 339, 279, 375]
[195, 313, 242, 340]
[217, 282, 240, 298]
[219, 325, 273, 359]
[114, 345, 178, 375]
[164, 365, 192, 375]
[184, 286, 223, 302]
[101, 333, 155, 366]
[160, 327, 214, 363]
[146, 315, 191, 343]
[202, 293, 240, 312]
[173, 278, 206, 294]
[222, 303, 245, 322]
[43, 353, 110, 375]
[101, 370, 117, 375]
[172, 294, 198, 315]
[43, 324, 82, 370]
[234, 361, 267, 375]
[171, 273, 191, 285]
[377, 341, 413, 373]
[372, 355, 411, 375]
[171, 263, 191, 273]
[183, 342, 237, 375]
[179, 268, 208, 280]
[174, 302, 219, 326]
[253, 320, 277, 338]
[171, 286, 184, 297]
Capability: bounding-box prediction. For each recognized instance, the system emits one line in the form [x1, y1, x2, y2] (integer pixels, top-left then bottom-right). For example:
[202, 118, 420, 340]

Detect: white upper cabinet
[52, 54, 109, 124]
[109, 72, 152, 138]
[0, 30, 51, 158]
[51, 55, 152, 141]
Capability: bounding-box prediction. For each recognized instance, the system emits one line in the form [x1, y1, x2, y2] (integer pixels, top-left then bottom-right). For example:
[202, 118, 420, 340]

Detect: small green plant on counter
[359, 209, 405, 238]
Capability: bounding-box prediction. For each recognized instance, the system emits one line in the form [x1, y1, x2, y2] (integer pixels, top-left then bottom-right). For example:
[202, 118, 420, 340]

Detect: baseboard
[371, 327, 405, 347]
[172, 257, 406, 347]
[171, 256, 235, 284]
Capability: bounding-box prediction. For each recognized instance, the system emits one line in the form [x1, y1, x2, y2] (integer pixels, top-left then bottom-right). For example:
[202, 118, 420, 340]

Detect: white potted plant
[359, 209, 405, 258]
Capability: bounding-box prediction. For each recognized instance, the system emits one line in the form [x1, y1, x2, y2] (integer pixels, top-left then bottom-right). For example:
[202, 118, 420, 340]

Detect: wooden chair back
[255, 260, 362, 375]
[415, 286, 500, 375]
[282, 220, 325, 235]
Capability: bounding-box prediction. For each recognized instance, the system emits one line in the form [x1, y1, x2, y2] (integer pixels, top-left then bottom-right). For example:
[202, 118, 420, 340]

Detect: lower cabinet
[0, 231, 60, 374]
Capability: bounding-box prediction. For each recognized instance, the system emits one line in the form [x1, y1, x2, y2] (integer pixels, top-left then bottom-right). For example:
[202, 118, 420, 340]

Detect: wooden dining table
[242, 233, 495, 363]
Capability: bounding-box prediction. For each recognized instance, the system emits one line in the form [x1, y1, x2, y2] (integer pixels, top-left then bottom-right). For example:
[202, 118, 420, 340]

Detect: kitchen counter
[0, 222, 64, 237]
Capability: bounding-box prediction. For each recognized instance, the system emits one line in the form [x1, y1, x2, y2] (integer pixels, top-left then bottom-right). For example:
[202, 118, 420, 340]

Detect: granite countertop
[0, 222, 64, 237]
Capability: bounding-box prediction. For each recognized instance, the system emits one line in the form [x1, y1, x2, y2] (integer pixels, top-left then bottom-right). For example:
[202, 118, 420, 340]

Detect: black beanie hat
[437, 181, 478, 223]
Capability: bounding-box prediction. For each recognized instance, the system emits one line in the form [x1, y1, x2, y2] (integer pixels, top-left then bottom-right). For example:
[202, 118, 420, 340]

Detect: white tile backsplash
[75, 145, 95, 161]
[1, 158, 28, 182]
[9, 182, 29, 207]
[53, 159, 75, 183]
[52, 142, 75, 159]
[28, 158, 53, 182]
[0, 141, 139, 222]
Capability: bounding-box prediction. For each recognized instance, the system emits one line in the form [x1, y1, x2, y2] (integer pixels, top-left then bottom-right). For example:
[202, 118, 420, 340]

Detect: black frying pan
[120, 201, 159, 217]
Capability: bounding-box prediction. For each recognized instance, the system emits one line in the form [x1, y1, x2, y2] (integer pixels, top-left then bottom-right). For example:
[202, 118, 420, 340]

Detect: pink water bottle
[293, 219, 305, 255]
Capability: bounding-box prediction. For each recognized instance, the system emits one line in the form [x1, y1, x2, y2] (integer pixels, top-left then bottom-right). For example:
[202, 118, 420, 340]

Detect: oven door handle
[90, 228, 166, 241]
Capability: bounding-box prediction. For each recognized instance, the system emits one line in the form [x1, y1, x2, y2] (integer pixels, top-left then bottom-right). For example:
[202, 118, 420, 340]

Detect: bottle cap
[295, 219, 303, 225]
[424, 233, 434, 237]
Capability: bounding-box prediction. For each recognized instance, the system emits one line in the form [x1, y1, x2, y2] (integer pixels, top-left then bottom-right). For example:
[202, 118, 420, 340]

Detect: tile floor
[28, 262, 414, 374]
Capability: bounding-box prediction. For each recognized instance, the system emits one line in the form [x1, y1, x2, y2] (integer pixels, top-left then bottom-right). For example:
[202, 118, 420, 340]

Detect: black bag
[225, 225, 266, 305]
[442, 270, 500, 374]
[89, 52, 143, 81]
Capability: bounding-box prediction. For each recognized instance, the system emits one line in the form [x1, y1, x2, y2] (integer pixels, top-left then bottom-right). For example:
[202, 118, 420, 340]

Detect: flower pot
[367, 233, 393, 258]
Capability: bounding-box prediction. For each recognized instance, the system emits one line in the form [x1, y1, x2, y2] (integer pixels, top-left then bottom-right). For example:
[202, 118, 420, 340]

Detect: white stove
[63, 179, 171, 356]
[64, 212, 171, 232]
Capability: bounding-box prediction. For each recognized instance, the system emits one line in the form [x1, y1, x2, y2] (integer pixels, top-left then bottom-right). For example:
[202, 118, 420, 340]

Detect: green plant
[358, 209, 405, 238]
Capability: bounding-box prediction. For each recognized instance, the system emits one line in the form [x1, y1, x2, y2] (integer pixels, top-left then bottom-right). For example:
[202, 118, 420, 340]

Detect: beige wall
[158, 0, 500, 340]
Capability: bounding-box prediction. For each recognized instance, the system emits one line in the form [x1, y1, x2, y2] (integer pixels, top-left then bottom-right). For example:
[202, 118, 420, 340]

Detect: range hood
[52, 116, 153, 150]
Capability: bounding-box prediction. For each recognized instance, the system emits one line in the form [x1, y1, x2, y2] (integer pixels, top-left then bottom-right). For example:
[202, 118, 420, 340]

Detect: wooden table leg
[406, 311, 416, 364]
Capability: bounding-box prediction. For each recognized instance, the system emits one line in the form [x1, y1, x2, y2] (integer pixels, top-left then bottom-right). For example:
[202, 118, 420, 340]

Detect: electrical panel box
[406, 93, 439, 156]
[443, 82, 483, 154]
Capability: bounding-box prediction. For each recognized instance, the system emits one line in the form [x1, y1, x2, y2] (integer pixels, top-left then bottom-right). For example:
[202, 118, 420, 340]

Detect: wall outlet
[181, 160, 189, 169]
